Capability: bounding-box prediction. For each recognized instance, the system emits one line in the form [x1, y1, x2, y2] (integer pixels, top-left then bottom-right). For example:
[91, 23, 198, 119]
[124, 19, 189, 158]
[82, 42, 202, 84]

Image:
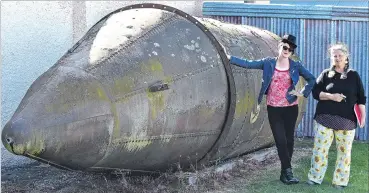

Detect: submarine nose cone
[1, 66, 114, 169]
[2, 118, 32, 155]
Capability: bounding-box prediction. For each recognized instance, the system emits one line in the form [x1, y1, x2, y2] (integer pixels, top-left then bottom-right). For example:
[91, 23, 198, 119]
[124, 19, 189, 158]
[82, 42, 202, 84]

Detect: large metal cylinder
[1, 3, 306, 172]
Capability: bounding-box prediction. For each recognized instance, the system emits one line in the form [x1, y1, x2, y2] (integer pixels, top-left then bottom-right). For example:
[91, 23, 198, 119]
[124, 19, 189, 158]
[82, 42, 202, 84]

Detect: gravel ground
[1, 147, 126, 193]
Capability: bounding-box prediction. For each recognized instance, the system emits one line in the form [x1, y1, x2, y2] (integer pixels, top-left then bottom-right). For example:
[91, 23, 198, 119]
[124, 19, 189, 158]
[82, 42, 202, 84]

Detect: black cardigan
[312, 69, 366, 123]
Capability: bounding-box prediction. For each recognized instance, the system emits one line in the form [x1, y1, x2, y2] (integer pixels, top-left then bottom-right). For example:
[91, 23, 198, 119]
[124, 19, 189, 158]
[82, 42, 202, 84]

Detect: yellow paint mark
[234, 91, 255, 119]
[250, 104, 260, 123]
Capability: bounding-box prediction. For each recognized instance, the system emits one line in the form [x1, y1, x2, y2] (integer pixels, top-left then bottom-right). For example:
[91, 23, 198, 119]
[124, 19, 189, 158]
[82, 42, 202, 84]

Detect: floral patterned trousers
[308, 123, 355, 186]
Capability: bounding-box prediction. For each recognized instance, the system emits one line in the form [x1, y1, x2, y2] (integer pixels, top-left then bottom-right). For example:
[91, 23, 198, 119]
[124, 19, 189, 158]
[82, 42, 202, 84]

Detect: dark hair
[278, 42, 295, 55]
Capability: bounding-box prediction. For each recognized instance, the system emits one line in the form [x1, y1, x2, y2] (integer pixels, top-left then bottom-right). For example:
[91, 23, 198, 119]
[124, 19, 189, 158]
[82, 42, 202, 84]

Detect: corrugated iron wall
[203, 2, 369, 140]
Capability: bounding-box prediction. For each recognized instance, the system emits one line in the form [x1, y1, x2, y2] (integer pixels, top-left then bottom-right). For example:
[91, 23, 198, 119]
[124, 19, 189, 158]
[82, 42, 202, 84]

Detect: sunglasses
[282, 46, 294, 52]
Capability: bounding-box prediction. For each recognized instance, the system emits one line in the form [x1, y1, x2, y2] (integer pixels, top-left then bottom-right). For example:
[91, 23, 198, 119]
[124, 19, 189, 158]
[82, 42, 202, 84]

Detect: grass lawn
[238, 139, 369, 193]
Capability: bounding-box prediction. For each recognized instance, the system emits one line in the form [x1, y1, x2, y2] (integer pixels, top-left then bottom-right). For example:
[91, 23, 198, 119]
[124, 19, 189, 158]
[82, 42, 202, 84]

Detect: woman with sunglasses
[224, 34, 316, 185]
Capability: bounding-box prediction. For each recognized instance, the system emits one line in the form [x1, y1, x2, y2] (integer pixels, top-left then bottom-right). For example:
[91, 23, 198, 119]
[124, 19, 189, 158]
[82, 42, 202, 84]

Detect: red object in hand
[354, 104, 362, 127]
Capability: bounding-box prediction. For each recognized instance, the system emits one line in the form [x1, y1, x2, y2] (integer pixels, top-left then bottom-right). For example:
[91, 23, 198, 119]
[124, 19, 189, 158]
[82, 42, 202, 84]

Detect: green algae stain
[163, 76, 173, 84]
[23, 132, 46, 156]
[12, 145, 26, 155]
[93, 85, 120, 140]
[199, 106, 216, 121]
[26, 139, 45, 156]
[4, 134, 44, 156]
[141, 59, 165, 75]
[234, 91, 255, 119]
[150, 60, 163, 72]
[111, 136, 153, 152]
[113, 76, 134, 96]
[147, 89, 165, 120]
[45, 82, 111, 114]
[45, 103, 76, 114]
[141, 59, 170, 120]
[93, 86, 110, 101]
[111, 103, 120, 138]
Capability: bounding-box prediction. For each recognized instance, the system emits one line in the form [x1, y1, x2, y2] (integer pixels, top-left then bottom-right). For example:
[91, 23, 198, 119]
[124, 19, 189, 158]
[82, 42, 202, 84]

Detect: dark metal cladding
[1, 3, 306, 172]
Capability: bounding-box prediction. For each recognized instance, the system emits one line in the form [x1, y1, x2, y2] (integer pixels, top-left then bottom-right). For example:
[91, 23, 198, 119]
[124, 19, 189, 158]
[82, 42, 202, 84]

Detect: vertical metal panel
[333, 20, 369, 140]
[202, 3, 369, 140]
[242, 17, 272, 31]
[270, 0, 369, 7]
[302, 19, 333, 138]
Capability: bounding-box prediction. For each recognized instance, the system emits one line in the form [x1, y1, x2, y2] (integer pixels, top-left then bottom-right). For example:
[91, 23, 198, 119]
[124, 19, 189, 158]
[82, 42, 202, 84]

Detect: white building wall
[1, 1, 207, 126]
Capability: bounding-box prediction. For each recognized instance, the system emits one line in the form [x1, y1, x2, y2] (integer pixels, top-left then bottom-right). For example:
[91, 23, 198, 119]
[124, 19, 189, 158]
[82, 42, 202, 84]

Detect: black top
[312, 69, 366, 123]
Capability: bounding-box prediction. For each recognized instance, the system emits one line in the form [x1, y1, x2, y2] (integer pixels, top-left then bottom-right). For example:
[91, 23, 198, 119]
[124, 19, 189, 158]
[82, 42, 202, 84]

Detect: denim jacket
[229, 56, 316, 105]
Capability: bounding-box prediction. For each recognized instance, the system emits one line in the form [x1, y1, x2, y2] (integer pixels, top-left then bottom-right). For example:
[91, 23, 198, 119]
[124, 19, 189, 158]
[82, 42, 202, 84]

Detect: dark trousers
[267, 105, 298, 170]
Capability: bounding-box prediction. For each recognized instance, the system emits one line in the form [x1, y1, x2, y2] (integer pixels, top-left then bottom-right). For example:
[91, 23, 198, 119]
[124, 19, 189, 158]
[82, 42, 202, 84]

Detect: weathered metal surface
[1, 3, 307, 172]
[209, 15, 242, 24]
[203, 2, 369, 141]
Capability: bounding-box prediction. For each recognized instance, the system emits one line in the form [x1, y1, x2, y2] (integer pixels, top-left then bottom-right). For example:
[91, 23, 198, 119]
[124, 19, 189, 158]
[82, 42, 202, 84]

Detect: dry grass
[2, 145, 280, 193]
[100, 146, 280, 193]
[2, 138, 367, 193]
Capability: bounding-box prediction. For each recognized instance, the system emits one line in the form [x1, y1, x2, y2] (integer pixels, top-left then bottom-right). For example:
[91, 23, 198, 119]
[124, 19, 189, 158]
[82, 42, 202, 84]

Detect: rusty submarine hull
[1, 3, 307, 172]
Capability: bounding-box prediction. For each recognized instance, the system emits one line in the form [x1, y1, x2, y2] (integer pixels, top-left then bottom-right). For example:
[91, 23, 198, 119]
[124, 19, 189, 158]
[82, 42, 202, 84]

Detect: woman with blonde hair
[307, 43, 366, 189]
